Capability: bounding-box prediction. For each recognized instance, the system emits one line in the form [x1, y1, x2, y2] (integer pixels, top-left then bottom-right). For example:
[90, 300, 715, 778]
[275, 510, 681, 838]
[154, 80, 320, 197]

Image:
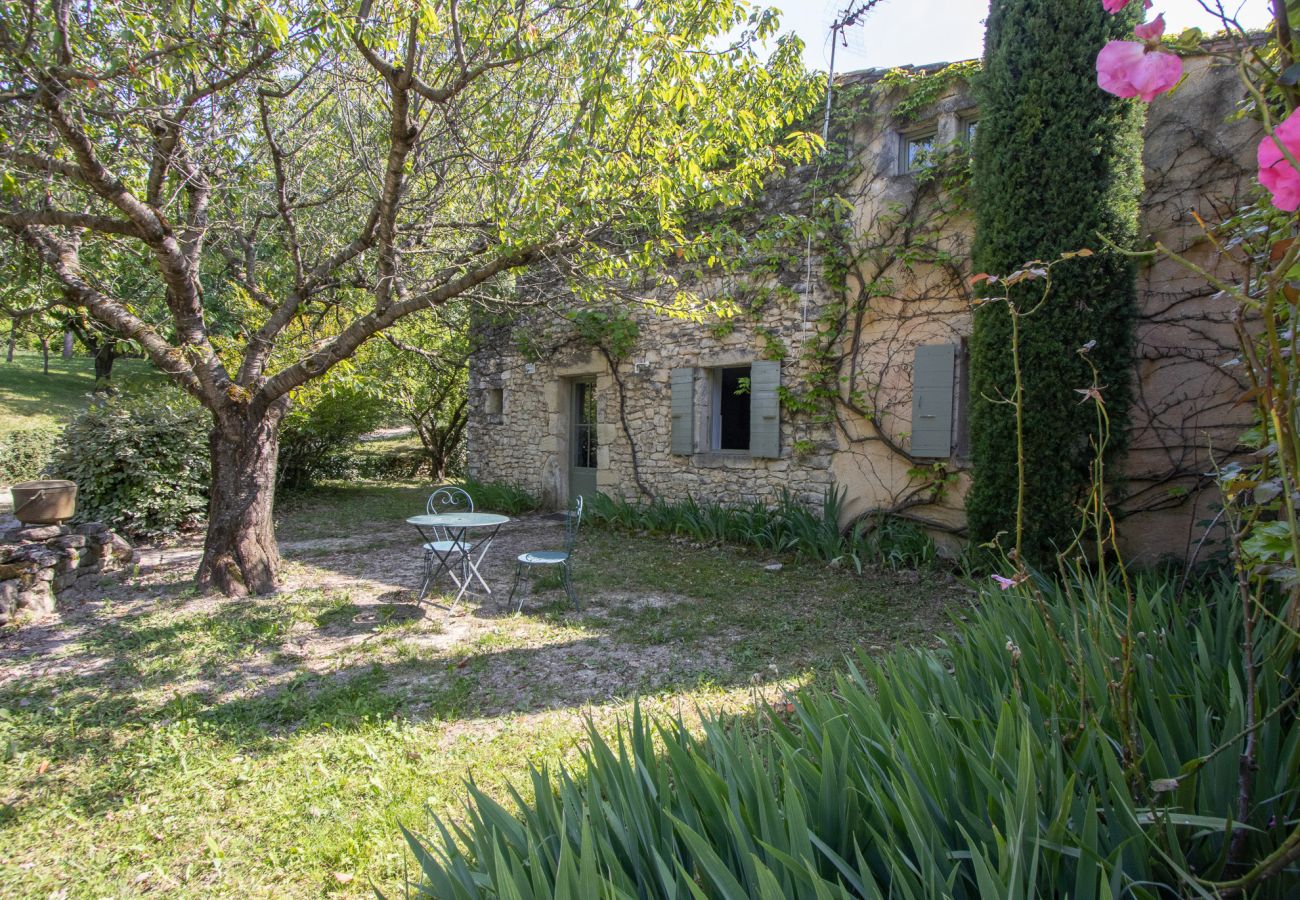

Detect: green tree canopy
[0, 0, 818, 594]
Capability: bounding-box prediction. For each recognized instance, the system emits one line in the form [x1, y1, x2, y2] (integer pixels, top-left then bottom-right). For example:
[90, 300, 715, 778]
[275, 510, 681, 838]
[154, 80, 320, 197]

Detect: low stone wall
[0, 522, 133, 624]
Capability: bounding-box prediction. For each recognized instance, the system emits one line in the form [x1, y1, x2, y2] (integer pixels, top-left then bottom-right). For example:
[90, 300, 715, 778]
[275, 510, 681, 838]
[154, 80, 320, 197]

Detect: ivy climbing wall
[467, 53, 1256, 563]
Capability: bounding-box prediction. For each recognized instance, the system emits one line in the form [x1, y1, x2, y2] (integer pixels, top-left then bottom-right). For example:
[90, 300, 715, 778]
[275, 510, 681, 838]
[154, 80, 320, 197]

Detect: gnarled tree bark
[197, 398, 289, 596]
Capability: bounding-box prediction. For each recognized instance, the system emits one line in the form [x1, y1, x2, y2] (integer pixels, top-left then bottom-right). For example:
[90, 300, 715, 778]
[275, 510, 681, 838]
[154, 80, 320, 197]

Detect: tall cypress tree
[967, 0, 1143, 566]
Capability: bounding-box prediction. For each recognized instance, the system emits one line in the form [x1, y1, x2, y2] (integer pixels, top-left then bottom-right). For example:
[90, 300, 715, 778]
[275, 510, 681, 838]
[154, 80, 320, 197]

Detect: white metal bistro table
[407, 512, 510, 609]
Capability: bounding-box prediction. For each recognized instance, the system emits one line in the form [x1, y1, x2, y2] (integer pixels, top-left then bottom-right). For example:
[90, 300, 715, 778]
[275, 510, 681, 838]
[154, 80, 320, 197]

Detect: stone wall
[468, 55, 1256, 562]
[1123, 52, 1257, 559]
[469, 339, 837, 510]
[0, 521, 133, 624]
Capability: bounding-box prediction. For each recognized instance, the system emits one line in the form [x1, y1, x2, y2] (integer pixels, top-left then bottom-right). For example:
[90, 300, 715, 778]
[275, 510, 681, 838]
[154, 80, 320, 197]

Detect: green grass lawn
[0, 351, 161, 434]
[0, 482, 962, 898]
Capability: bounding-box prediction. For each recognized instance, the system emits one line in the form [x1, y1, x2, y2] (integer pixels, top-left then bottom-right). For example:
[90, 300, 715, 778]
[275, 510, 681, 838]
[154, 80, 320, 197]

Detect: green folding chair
[507, 496, 583, 612]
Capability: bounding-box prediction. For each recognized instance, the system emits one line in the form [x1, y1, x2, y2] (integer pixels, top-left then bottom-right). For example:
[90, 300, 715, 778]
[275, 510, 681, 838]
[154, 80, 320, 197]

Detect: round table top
[407, 512, 511, 528]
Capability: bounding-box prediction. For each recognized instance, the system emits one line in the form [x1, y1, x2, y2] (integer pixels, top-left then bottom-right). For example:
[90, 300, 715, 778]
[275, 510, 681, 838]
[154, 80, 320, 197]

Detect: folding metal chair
[419, 485, 474, 600]
[507, 496, 584, 612]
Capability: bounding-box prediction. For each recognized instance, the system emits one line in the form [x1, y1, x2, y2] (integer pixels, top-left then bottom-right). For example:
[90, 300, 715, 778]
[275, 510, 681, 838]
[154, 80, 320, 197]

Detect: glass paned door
[569, 379, 598, 502]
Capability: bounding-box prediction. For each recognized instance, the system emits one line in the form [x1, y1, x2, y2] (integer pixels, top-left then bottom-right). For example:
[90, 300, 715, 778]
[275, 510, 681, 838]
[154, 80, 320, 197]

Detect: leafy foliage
[352, 445, 430, 481]
[277, 385, 389, 492]
[0, 0, 821, 593]
[587, 487, 935, 571]
[566, 309, 641, 361]
[405, 574, 1299, 897]
[0, 426, 60, 484]
[367, 314, 471, 481]
[1205, 184, 1300, 614]
[878, 60, 982, 122]
[459, 478, 543, 516]
[967, 0, 1143, 565]
[48, 389, 209, 538]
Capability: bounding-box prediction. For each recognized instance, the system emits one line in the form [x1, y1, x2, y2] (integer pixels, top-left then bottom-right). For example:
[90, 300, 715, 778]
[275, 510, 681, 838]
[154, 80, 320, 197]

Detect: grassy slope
[0, 351, 160, 434]
[0, 483, 957, 898]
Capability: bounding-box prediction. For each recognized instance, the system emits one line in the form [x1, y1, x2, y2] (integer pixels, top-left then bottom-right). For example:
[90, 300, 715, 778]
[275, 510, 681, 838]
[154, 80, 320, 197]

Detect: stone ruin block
[0, 520, 134, 626]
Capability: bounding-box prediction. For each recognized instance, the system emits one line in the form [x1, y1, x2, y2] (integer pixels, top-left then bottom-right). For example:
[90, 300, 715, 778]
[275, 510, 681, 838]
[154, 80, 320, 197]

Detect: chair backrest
[564, 495, 584, 554]
[427, 485, 474, 516]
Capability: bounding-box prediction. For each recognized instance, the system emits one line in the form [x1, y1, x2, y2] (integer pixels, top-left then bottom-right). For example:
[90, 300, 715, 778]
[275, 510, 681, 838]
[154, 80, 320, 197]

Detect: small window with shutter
[670, 361, 780, 459]
[911, 343, 956, 458]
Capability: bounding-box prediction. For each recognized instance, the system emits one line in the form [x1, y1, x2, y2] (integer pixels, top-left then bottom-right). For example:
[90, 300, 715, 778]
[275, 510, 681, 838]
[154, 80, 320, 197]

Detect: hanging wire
[804, 2, 883, 330]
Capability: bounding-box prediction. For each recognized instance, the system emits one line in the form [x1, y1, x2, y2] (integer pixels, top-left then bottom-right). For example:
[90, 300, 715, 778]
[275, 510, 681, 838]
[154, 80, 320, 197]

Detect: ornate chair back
[427, 486, 474, 541]
[564, 495, 584, 556]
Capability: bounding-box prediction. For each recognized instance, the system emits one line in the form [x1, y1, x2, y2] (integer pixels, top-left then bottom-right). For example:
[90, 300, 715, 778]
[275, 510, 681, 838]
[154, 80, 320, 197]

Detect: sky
[772, 0, 1272, 73]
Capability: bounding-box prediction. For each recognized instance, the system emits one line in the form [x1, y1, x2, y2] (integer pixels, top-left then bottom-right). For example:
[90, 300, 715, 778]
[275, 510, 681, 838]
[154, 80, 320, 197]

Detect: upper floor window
[900, 128, 937, 174]
[962, 118, 978, 144]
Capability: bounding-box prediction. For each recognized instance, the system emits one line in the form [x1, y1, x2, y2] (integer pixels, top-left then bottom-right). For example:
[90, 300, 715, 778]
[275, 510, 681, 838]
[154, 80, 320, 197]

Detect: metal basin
[11, 480, 78, 525]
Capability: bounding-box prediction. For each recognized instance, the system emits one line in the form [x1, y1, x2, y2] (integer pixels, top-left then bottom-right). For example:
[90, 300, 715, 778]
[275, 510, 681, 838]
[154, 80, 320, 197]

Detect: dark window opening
[716, 366, 751, 451]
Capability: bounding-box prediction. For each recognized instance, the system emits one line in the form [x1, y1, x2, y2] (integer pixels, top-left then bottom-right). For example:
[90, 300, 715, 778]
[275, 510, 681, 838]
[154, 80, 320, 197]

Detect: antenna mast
[822, 2, 881, 143]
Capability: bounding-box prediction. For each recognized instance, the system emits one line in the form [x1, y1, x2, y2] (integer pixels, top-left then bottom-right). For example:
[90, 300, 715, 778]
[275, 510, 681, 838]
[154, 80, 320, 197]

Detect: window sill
[691, 451, 757, 467]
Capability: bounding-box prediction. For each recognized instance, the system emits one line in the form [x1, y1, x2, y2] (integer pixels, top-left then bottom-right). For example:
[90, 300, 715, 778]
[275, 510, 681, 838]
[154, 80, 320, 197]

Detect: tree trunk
[5, 321, 15, 362]
[197, 400, 289, 597]
[62, 330, 74, 358]
[93, 342, 116, 388]
[40, 336, 49, 373]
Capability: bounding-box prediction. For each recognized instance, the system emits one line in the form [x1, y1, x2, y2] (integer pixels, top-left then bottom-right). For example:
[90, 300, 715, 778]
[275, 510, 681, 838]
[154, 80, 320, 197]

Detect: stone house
[467, 53, 1257, 563]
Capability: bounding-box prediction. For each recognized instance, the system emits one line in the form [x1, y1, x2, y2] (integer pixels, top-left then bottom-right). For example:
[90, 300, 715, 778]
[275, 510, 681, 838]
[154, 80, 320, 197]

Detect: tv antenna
[822, 2, 882, 142]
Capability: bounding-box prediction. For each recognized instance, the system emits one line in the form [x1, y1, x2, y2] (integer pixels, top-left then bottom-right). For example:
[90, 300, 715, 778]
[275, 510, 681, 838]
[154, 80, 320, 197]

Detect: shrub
[587, 486, 936, 571]
[967, 0, 1143, 565]
[277, 386, 388, 491]
[353, 447, 429, 481]
[459, 478, 543, 515]
[850, 512, 937, 569]
[0, 426, 61, 485]
[48, 388, 209, 538]
[405, 575, 1299, 897]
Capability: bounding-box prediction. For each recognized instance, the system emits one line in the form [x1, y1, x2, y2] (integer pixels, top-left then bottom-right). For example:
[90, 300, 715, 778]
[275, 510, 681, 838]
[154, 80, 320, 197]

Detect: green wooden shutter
[911, 344, 956, 458]
[670, 368, 694, 455]
[749, 360, 781, 459]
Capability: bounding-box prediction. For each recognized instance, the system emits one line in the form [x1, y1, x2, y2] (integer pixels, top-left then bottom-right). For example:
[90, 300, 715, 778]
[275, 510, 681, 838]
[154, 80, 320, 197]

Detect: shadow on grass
[0, 497, 960, 847]
[274, 481, 429, 541]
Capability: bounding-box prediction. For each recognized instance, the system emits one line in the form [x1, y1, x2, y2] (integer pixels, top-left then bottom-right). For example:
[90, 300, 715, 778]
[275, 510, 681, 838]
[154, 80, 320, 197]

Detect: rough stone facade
[0, 521, 133, 624]
[468, 54, 1257, 563]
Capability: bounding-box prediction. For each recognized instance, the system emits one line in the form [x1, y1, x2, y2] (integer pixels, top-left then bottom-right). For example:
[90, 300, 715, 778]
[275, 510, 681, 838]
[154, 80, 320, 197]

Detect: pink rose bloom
[1101, 0, 1151, 12]
[1133, 13, 1165, 41]
[1258, 110, 1300, 211]
[1096, 16, 1182, 103]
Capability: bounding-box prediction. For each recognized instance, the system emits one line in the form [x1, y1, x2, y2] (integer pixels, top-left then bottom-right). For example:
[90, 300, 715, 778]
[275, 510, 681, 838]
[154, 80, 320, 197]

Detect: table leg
[445, 526, 473, 612]
[463, 524, 503, 594]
